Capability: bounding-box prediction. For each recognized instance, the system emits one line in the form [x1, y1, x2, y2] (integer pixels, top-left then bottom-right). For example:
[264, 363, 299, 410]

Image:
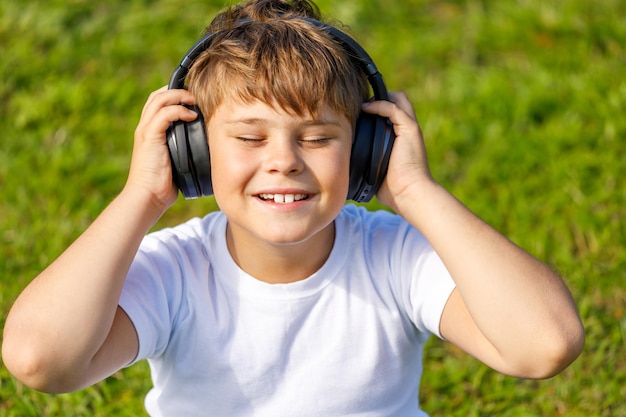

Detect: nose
[262, 137, 304, 175]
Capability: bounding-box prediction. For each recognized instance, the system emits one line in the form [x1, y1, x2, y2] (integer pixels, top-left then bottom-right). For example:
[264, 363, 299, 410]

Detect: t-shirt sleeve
[119, 219, 208, 365]
[366, 209, 456, 340]
[402, 236, 456, 339]
[119, 234, 183, 365]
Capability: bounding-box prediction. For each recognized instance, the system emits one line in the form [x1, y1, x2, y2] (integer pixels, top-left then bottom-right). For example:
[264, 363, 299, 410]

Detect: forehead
[208, 94, 352, 129]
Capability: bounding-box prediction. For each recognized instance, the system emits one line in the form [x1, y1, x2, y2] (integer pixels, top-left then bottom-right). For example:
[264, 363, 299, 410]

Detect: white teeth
[259, 193, 307, 203]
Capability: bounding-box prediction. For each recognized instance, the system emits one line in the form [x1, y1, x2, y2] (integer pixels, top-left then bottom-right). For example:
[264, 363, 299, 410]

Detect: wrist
[118, 183, 175, 227]
[384, 174, 438, 210]
[387, 178, 450, 229]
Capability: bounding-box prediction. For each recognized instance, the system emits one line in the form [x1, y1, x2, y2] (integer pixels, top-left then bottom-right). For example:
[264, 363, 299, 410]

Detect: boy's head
[167, 0, 395, 202]
[186, 0, 369, 126]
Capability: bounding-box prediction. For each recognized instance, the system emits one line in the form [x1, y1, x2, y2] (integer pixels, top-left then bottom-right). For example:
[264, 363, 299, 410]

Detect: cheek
[210, 155, 255, 213]
[208, 142, 252, 192]
[316, 150, 351, 196]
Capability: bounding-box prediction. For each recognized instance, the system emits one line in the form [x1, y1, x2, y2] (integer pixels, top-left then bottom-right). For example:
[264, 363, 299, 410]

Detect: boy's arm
[1, 87, 198, 393]
[363, 94, 585, 379]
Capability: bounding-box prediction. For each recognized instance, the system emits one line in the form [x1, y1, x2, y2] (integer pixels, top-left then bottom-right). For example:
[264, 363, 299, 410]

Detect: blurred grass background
[0, 0, 624, 415]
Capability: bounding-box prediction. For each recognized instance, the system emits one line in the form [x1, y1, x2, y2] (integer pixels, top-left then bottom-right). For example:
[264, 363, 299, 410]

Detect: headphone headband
[169, 17, 388, 101]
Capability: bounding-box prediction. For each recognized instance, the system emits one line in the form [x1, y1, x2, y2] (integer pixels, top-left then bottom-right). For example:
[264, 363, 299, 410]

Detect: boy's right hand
[125, 86, 198, 213]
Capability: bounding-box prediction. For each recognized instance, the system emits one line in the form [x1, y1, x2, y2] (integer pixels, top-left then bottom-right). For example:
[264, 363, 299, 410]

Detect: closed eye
[236, 136, 265, 144]
[299, 137, 333, 147]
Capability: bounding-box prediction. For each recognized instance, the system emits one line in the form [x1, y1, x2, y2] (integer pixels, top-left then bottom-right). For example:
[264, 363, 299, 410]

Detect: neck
[225, 222, 335, 284]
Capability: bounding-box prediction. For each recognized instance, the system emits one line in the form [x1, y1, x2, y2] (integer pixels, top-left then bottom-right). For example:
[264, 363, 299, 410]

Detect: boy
[2, 0, 584, 416]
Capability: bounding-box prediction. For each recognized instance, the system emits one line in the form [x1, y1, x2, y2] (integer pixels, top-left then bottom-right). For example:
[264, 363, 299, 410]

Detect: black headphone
[166, 17, 395, 202]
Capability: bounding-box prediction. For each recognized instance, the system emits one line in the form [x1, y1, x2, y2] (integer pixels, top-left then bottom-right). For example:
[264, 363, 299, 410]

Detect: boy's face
[207, 97, 353, 251]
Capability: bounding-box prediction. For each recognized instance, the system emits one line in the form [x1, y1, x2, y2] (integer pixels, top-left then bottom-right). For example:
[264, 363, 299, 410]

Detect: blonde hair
[186, 0, 368, 125]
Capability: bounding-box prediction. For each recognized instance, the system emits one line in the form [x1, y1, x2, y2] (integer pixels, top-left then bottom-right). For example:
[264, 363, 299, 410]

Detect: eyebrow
[223, 117, 344, 127]
[224, 118, 268, 125]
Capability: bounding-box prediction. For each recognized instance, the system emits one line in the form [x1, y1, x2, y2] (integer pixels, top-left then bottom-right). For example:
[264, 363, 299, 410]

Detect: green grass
[1, 0, 624, 415]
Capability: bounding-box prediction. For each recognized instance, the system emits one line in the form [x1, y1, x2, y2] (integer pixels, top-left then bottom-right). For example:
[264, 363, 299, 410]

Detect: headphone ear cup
[368, 115, 395, 190]
[167, 120, 197, 198]
[185, 109, 213, 197]
[348, 111, 374, 202]
[348, 112, 395, 202]
[166, 107, 212, 199]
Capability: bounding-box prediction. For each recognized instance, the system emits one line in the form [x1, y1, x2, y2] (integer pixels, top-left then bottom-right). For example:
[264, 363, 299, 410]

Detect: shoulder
[144, 211, 224, 245]
[338, 204, 403, 230]
[338, 204, 427, 248]
[138, 211, 225, 258]
[125, 211, 226, 303]
[335, 204, 433, 279]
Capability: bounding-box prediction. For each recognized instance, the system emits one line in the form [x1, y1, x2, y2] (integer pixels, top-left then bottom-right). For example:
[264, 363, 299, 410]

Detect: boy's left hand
[361, 92, 433, 212]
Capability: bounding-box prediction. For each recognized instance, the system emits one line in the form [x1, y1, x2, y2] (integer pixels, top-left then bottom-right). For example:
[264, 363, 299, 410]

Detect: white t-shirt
[119, 204, 455, 416]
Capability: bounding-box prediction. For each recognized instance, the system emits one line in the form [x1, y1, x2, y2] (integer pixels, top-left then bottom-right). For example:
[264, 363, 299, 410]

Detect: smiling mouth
[258, 193, 310, 204]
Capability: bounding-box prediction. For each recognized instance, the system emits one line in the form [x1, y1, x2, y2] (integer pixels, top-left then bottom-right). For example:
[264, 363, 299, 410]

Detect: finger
[137, 90, 197, 137]
[145, 88, 196, 116]
[361, 98, 418, 130]
[387, 92, 417, 121]
[137, 105, 198, 143]
[140, 88, 196, 122]
[140, 86, 169, 119]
